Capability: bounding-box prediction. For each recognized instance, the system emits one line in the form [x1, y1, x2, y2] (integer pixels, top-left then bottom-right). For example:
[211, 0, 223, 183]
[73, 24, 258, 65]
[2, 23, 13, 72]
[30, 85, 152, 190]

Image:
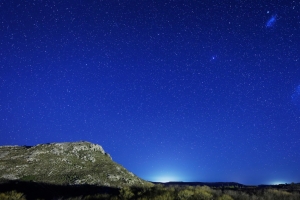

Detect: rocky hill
[0, 141, 152, 188]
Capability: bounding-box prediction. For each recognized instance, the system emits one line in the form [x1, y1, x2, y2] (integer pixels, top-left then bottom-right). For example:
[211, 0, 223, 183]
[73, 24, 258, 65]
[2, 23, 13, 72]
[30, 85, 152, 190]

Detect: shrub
[20, 175, 36, 182]
[217, 194, 234, 200]
[119, 187, 134, 199]
[177, 188, 194, 199]
[0, 190, 26, 200]
[193, 186, 213, 200]
[223, 190, 251, 200]
[263, 189, 293, 200]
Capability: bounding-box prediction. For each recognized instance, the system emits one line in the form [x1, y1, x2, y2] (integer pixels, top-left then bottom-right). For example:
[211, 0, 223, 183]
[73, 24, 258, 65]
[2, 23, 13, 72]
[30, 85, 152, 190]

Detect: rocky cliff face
[0, 141, 152, 188]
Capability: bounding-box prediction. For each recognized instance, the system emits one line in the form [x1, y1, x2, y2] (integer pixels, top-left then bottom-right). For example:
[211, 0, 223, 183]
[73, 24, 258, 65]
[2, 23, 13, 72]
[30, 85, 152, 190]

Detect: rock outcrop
[0, 141, 152, 188]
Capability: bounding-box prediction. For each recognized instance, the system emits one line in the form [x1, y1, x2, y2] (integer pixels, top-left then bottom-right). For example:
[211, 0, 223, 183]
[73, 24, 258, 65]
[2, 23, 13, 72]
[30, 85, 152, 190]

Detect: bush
[177, 188, 194, 199]
[0, 190, 26, 200]
[119, 187, 134, 199]
[20, 175, 36, 182]
[223, 190, 250, 200]
[263, 189, 294, 200]
[217, 194, 234, 200]
[193, 186, 213, 200]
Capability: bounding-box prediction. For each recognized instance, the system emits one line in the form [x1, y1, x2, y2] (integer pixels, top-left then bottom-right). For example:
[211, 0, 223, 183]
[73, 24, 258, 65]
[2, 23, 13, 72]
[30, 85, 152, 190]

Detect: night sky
[1, 0, 300, 185]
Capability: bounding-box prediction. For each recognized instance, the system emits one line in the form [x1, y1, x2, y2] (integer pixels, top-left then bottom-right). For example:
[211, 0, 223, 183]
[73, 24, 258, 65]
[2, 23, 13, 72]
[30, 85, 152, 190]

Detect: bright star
[210, 55, 217, 61]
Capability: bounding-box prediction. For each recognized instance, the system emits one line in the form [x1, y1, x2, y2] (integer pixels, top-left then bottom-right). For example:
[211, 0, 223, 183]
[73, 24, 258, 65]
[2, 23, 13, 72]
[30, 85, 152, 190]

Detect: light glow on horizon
[147, 169, 186, 183]
[153, 175, 181, 183]
[269, 180, 289, 185]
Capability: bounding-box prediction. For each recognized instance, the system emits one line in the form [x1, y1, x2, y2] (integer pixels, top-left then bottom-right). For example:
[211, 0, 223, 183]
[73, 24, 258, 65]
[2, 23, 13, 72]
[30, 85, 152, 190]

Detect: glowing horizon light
[154, 175, 181, 183]
[269, 180, 288, 185]
[145, 162, 191, 183]
[148, 170, 185, 183]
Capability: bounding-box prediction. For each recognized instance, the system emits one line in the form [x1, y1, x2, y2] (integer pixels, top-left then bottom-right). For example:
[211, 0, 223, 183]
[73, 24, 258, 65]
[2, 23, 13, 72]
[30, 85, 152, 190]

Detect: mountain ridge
[0, 141, 152, 188]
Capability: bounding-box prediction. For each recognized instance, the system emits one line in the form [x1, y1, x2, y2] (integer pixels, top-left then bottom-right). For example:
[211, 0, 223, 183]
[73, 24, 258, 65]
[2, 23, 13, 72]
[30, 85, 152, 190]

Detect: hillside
[0, 141, 152, 188]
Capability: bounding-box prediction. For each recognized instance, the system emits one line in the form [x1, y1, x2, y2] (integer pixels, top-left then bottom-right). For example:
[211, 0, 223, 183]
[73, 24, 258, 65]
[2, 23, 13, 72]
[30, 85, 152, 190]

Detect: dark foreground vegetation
[0, 180, 300, 200]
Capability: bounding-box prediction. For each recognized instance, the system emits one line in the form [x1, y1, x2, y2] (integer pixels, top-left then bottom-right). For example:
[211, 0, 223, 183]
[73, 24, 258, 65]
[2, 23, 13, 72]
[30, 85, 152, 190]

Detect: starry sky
[1, 0, 300, 185]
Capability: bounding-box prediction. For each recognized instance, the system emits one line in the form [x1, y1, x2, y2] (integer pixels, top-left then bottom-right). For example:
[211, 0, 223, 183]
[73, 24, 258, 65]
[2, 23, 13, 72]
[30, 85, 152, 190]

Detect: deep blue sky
[1, 0, 300, 185]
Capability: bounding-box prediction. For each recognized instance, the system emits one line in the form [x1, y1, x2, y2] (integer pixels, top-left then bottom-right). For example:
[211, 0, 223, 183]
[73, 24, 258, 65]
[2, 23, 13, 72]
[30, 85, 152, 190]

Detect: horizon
[144, 174, 293, 186]
[0, 141, 296, 186]
[150, 180, 296, 186]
